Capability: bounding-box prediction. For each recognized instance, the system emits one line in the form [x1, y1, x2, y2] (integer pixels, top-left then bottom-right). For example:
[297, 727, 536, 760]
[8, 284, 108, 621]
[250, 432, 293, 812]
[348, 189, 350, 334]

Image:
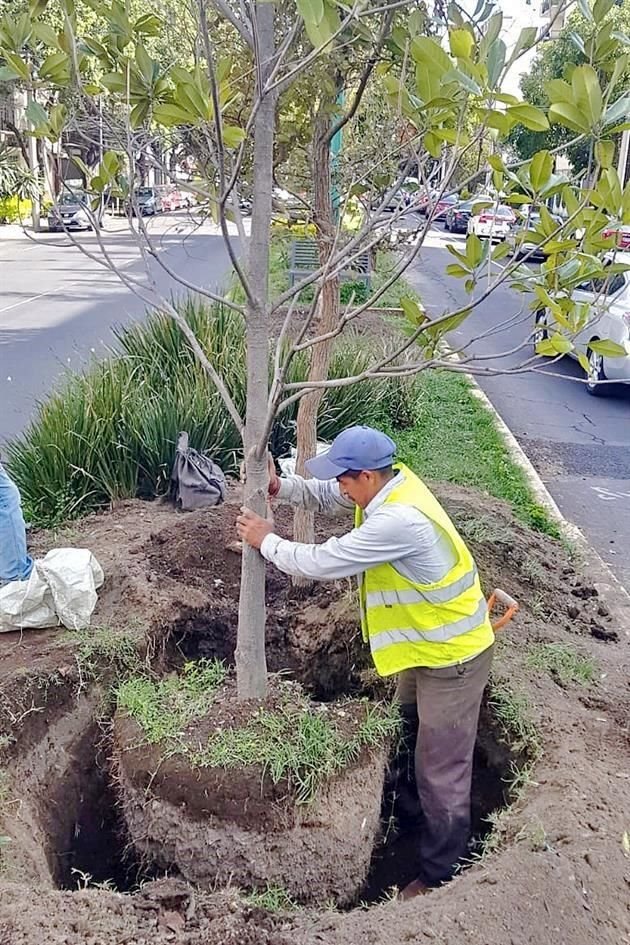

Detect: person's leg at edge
[0, 462, 34, 586]
[399, 644, 494, 900]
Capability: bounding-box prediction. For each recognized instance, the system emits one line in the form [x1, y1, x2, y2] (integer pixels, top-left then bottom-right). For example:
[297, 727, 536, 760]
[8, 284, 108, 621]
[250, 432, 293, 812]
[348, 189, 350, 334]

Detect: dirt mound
[0, 485, 628, 945]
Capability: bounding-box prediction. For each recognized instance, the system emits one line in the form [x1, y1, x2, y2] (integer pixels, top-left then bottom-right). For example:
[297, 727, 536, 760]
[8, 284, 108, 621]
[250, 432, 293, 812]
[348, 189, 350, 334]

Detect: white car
[467, 205, 515, 241]
[534, 255, 630, 395]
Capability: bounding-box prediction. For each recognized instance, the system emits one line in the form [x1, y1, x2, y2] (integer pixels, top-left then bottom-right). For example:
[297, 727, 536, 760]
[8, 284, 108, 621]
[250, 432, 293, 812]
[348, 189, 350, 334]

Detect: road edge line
[465, 375, 630, 624]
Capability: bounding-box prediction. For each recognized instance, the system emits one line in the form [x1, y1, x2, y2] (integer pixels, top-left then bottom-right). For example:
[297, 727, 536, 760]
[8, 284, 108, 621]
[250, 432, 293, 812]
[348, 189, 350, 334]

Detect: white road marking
[591, 485, 630, 501]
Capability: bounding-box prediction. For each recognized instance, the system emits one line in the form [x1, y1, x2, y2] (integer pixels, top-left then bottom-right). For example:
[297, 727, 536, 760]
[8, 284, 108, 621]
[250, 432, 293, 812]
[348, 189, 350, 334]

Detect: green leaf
[466, 233, 484, 268]
[508, 104, 549, 132]
[596, 140, 615, 170]
[480, 10, 503, 54]
[546, 78, 573, 104]
[133, 13, 162, 35]
[39, 51, 70, 82]
[153, 102, 195, 126]
[549, 102, 589, 133]
[492, 241, 511, 261]
[576, 0, 593, 21]
[130, 100, 150, 128]
[101, 71, 126, 93]
[29, 0, 50, 15]
[296, 0, 325, 26]
[400, 297, 427, 325]
[487, 154, 504, 172]
[2, 52, 29, 81]
[175, 82, 211, 121]
[102, 151, 120, 176]
[82, 36, 108, 58]
[446, 243, 470, 267]
[135, 43, 154, 86]
[410, 36, 451, 74]
[25, 100, 49, 130]
[550, 334, 573, 355]
[423, 132, 442, 159]
[593, 0, 614, 22]
[571, 64, 603, 128]
[32, 22, 59, 47]
[446, 264, 470, 278]
[222, 125, 246, 148]
[530, 150, 553, 191]
[510, 26, 538, 62]
[486, 38, 506, 89]
[442, 68, 481, 95]
[449, 28, 474, 60]
[577, 352, 590, 373]
[589, 339, 627, 357]
[604, 96, 630, 128]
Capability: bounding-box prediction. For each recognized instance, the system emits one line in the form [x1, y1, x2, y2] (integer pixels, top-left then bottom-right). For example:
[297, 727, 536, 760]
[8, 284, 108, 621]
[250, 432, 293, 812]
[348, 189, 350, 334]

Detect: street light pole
[618, 129, 630, 187]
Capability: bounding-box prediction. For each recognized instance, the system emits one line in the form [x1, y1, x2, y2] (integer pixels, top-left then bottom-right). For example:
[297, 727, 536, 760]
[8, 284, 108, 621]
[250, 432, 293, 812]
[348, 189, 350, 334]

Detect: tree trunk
[235, 0, 276, 700]
[293, 104, 341, 553]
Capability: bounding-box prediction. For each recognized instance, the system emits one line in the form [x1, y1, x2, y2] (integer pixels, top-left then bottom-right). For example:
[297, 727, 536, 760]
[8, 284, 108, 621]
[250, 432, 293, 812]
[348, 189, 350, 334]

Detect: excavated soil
[0, 484, 629, 945]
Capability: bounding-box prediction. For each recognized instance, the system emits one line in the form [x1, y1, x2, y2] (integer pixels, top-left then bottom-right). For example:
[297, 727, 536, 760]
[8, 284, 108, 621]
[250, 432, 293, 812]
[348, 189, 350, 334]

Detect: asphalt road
[409, 224, 630, 590]
[0, 213, 232, 445]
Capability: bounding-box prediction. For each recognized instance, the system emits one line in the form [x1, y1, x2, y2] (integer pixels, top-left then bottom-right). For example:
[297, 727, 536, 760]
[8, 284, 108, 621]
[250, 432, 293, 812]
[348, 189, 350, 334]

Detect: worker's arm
[275, 475, 354, 517]
[258, 506, 420, 581]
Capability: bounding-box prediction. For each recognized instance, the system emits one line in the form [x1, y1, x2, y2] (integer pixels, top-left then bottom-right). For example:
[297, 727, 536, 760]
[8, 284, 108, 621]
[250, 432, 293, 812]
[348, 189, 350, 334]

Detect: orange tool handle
[488, 588, 519, 632]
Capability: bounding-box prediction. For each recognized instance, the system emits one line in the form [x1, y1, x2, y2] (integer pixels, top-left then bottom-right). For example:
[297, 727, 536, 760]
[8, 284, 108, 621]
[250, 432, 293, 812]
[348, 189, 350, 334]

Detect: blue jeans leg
[0, 463, 34, 585]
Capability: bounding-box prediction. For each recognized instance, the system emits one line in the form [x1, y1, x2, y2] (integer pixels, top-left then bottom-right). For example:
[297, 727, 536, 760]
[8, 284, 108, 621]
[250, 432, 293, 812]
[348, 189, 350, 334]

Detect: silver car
[48, 192, 94, 232]
[534, 254, 630, 396]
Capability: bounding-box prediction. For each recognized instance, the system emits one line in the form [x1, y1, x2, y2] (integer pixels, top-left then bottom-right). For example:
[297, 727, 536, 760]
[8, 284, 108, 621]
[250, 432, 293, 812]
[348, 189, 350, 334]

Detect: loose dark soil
[0, 484, 629, 945]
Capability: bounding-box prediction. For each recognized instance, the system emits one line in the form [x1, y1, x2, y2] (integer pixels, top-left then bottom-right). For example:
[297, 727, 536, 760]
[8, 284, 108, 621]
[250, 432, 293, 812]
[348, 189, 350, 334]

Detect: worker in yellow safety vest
[237, 426, 494, 899]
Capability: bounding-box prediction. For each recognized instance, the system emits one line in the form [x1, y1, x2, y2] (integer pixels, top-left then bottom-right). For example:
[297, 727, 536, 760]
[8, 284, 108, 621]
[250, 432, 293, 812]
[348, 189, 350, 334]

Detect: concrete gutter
[467, 376, 630, 635]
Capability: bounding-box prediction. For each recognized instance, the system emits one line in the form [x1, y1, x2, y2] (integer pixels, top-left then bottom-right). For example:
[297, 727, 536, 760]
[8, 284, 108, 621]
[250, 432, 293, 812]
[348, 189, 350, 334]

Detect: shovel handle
[488, 588, 519, 632]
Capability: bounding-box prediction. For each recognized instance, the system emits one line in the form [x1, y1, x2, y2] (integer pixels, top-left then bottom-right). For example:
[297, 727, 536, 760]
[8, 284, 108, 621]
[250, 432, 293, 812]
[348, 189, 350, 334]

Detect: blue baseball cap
[305, 426, 397, 480]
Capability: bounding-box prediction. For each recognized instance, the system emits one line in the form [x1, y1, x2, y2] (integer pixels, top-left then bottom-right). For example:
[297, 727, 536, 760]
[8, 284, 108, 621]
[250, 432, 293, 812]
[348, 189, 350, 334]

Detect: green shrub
[0, 196, 32, 224]
[7, 300, 421, 526]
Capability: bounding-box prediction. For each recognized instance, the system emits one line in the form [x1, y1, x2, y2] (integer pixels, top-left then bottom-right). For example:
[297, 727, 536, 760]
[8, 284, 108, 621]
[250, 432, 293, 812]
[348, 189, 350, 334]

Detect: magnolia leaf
[39, 50, 70, 82]
[133, 13, 162, 34]
[593, 0, 615, 22]
[530, 150, 553, 191]
[101, 71, 126, 93]
[32, 21, 59, 47]
[571, 64, 603, 128]
[410, 36, 451, 74]
[222, 125, 246, 148]
[550, 334, 573, 355]
[589, 339, 627, 357]
[536, 338, 557, 356]
[400, 296, 427, 325]
[296, 0, 325, 26]
[604, 96, 630, 128]
[486, 38, 506, 89]
[466, 233, 484, 268]
[596, 140, 615, 170]
[546, 78, 573, 104]
[508, 104, 549, 132]
[446, 244, 470, 267]
[423, 131, 442, 159]
[487, 154, 505, 172]
[2, 52, 30, 81]
[446, 264, 470, 278]
[135, 43, 155, 85]
[153, 102, 195, 126]
[549, 101, 589, 133]
[442, 68, 481, 95]
[130, 100, 150, 128]
[25, 99, 49, 127]
[492, 241, 511, 261]
[449, 28, 474, 60]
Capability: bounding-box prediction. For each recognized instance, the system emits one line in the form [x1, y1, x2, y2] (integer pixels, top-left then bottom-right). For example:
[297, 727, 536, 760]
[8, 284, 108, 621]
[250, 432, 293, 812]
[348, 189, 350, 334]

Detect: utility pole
[26, 86, 41, 233]
[618, 129, 630, 187]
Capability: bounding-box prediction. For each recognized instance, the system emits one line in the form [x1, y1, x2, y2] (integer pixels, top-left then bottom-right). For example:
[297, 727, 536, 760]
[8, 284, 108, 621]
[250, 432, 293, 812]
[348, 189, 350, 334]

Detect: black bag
[169, 432, 226, 511]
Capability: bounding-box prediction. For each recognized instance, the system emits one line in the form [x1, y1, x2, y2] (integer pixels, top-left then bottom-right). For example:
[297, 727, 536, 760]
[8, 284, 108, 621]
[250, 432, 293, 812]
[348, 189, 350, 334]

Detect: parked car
[48, 191, 95, 232]
[444, 199, 475, 233]
[429, 193, 458, 222]
[601, 223, 630, 250]
[272, 187, 310, 222]
[159, 186, 182, 212]
[507, 211, 563, 261]
[130, 187, 162, 216]
[467, 204, 515, 240]
[534, 255, 630, 396]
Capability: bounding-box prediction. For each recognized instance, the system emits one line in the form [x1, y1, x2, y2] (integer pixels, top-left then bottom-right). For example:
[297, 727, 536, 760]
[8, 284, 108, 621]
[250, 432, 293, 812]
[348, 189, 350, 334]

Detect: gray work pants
[395, 644, 494, 887]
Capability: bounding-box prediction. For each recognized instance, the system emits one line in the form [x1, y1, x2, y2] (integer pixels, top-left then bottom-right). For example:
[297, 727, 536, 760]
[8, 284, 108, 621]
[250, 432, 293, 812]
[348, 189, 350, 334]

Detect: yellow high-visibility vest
[355, 464, 494, 676]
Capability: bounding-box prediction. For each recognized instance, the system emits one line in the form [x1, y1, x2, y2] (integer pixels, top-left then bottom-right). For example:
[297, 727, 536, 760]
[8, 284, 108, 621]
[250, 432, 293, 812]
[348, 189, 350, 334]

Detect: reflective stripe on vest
[365, 566, 479, 609]
[369, 597, 489, 651]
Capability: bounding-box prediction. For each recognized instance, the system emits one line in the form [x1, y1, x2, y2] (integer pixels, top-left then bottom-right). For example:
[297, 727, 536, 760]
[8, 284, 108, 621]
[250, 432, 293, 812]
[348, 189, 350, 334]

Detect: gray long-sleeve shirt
[260, 473, 458, 584]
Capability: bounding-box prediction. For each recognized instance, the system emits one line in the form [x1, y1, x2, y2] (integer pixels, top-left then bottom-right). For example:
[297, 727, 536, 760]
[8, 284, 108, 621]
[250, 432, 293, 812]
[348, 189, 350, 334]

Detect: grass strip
[387, 369, 561, 537]
[117, 664, 400, 805]
[526, 642, 598, 686]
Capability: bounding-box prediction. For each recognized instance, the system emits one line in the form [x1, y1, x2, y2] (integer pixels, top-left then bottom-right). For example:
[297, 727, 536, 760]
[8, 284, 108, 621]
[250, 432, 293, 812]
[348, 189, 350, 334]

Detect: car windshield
[59, 193, 85, 205]
[496, 206, 513, 218]
[137, 189, 154, 198]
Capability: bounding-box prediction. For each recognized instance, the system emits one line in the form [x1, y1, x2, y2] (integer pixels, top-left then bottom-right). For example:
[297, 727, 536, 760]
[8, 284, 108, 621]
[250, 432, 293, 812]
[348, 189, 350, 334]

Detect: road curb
[466, 376, 630, 627]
